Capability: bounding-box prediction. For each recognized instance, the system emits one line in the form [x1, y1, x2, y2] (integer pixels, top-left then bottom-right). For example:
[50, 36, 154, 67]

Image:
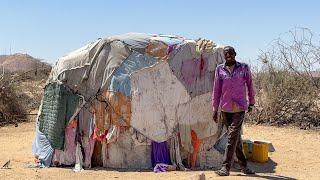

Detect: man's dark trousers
[221, 111, 247, 171]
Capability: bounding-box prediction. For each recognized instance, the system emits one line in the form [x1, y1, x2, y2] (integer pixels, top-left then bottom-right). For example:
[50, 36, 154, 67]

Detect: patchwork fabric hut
[32, 33, 225, 170]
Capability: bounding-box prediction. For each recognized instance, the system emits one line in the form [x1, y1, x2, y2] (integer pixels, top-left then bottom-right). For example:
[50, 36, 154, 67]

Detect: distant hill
[0, 53, 51, 73]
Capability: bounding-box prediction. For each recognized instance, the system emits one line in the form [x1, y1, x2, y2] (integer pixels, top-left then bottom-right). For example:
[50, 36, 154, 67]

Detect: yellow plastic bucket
[252, 141, 269, 163]
[243, 142, 249, 159]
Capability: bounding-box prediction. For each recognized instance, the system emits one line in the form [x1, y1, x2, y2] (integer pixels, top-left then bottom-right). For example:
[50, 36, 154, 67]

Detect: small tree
[249, 27, 320, 129]
[0, 72, 27, 126]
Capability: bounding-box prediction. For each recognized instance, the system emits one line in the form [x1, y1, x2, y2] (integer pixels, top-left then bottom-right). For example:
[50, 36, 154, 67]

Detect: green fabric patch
[39, 83, 79, 150]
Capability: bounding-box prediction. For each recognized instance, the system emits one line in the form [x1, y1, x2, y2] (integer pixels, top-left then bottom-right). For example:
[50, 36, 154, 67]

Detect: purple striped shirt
[212, 61, 255, 112]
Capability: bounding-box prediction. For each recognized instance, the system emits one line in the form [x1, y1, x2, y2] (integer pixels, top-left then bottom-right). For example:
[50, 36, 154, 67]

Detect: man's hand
[212, 111, 218, 123]
[248, 104, 254, 113]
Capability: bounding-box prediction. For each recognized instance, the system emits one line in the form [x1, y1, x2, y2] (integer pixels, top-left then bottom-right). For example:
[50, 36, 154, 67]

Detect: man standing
[212, 46, 255, 176]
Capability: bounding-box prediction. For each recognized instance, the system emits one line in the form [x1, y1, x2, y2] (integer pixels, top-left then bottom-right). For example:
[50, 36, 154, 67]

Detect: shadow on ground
[248, 158, 277, 173]
[233, 158, 296, 180]
[202, 158, 296, 180]
[234, 174, 297, 180]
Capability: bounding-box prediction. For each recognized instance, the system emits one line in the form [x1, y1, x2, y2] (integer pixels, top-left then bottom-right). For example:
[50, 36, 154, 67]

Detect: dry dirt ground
[0, 120, 319, 180]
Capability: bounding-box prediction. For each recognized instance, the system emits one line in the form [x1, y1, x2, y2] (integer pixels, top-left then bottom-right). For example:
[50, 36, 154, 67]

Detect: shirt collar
[222, 61, 241, 69]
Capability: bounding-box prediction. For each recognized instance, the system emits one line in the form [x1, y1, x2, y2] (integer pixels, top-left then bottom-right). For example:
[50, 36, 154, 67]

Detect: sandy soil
[0, 120, 319, 180]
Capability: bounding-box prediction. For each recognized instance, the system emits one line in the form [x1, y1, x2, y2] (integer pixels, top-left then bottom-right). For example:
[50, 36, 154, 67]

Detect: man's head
[223, 46, 236, 66]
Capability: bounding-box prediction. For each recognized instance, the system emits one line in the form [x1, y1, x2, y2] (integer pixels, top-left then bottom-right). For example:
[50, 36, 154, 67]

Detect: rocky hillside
[0, 53, 51, 73]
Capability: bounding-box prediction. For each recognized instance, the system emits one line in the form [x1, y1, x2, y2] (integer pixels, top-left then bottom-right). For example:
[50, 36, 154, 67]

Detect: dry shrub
[0, 73, 27, 126]
[248, 27, 320, 129]
[0, 67, 50, 126]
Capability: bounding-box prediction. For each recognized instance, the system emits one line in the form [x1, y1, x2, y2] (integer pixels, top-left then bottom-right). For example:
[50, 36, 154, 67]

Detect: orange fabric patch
[146, 40, 169, 60]
[68, 119, 78, 129]
[103, 91, 131, 127]
[92, 91, 131, 141]
[93, 128, 108, 142]
[190, 130, 201, 168]
[92, 99, 108, 137]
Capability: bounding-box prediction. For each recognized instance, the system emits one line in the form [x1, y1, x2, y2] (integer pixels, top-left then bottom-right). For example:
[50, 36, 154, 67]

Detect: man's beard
[225, 60, 236, 66]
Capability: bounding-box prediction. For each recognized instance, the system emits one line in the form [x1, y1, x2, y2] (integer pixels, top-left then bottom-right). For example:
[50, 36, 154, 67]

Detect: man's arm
[212, 66, 222, 112]
[245, 65, 255, 106]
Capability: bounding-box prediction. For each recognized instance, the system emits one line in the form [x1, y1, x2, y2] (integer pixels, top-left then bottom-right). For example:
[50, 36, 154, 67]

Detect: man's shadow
[231, 158, 297, 180]
[234, 174, 297, 180]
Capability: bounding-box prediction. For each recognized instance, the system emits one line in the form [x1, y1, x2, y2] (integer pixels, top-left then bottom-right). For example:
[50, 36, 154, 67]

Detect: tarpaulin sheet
[145, 35, 184, 61]
[145, 39, 169, 60]
[169, 42, 224, 97]
[49, 38, 101, 82]
[151, 35, 184, 46]
[177, 92, 218, 152]
[109, 51, 158, 96]
[108, 33, 152, 53]
[91, 99, 108, 138]
[102, 129, 152, 169]
[49, 40, 131, 99]
[130, 62, 191, 142]
[103, 91, 132, 127]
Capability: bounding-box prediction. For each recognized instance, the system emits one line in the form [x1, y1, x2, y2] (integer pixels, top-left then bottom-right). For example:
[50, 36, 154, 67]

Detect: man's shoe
[215, 167, 230, 176]
[241, 167, 255, 175]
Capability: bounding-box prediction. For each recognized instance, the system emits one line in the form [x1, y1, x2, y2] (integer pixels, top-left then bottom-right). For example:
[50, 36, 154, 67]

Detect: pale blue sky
[1, 0, 319, 64]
